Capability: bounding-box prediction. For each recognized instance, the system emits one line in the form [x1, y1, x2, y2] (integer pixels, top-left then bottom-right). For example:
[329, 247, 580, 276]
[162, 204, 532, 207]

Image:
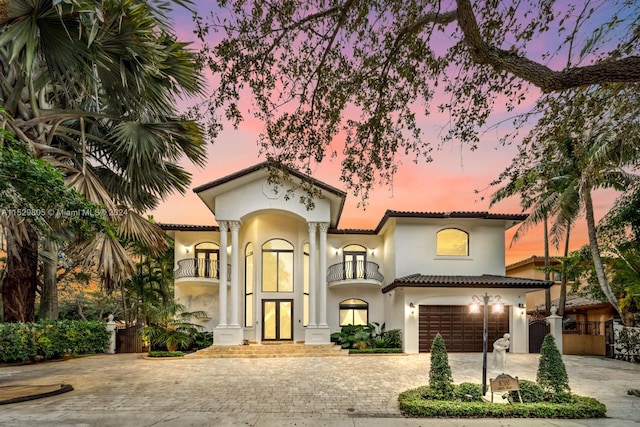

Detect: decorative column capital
[307, 221, 318, 233]
[318, 222, 329, 233]
[228, 220, 241, 232]
[218, 221, 228, 232]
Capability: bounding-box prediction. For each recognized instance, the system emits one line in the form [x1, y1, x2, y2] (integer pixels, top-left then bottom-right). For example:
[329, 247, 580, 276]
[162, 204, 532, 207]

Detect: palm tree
[491, 137, 582, 317]
[573, 127, 639, 321]
[0, 0, 206, 321]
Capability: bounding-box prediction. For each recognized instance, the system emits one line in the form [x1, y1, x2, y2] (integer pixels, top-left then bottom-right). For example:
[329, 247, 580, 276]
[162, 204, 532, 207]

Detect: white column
[547, 306, 564, 354]
[308, 222, 317, 327]
[229, 220, 241, 327]
[318, 222, 329, 327]
[218, 221, 228, 327]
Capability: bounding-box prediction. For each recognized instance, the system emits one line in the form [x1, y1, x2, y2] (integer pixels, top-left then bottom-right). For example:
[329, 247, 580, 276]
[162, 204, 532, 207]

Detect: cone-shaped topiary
[429, 333, 455, 399]
[536, 334, 571, 395]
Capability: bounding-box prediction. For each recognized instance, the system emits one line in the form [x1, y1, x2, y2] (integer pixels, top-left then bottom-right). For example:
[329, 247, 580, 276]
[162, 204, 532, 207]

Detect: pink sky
[153, 2, 623, 266]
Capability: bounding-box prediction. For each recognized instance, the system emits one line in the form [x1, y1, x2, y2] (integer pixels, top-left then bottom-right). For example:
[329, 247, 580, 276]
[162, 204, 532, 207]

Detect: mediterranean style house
[161, 162, 552, 354]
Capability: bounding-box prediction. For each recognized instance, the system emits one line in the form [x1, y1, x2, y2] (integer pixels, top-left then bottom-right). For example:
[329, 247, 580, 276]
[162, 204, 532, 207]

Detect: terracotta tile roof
[158, 223, 219, 232]
[192, 161, 347, 198]
[372, 210, 528, 233]
[530, 294, 611, 312]
[382, 274, 553, 293]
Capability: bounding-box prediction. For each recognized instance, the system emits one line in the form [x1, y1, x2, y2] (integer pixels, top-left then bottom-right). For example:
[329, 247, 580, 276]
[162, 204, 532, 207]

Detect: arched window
[245, 243, 253, 327]
[436, 228, 469, 256]
[194, 242, 219, 278]
[262, 239, 294, 292]
[339, 299, 368, 326]
[343, 244, 367, 279]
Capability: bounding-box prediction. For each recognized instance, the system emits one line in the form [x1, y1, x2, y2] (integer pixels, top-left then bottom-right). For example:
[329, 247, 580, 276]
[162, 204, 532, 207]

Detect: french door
[262, 299, 293, 341]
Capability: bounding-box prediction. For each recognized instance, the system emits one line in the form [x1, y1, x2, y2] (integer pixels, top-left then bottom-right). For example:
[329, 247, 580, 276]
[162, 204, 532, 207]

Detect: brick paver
[1, 352, 639, 426]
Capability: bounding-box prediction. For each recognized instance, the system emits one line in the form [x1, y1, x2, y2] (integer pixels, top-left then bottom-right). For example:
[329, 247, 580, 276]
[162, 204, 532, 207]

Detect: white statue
[492, 333, 510, 372]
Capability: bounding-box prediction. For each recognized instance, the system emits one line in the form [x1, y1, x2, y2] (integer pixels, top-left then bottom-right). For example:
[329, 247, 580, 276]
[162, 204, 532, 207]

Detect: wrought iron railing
[563, 321, 603, 336]
[175, 258, 230, 280]
[326, 260, 384, 283]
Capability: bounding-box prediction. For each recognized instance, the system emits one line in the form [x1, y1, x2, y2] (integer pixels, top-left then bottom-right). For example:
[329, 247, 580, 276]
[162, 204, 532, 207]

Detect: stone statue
[492, 333, 510, 372]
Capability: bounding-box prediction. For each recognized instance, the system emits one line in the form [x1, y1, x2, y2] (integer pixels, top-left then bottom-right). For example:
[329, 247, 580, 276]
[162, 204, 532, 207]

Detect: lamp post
[469, 293, 504, 395]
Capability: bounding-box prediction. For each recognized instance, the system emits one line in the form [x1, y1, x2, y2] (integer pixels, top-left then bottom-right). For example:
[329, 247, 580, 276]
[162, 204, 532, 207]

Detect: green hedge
[399, 386, 606, 418]
[349, 348, 403, 354]
[0, 320, 110, 363]
[147, 350, 184, 358]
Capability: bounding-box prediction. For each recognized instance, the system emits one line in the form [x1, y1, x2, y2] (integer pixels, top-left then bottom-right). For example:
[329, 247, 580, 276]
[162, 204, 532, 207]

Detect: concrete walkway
[0, 352, 638, 426]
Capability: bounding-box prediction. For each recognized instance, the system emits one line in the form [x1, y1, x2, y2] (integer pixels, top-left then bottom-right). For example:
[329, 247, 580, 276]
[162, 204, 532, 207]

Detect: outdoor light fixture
[469, 293, 503, 395]
[492, 298, 505, 314]
[409, 302, 415, 316]
[184, 245, 191, 254]
[518, 303, 526, 309]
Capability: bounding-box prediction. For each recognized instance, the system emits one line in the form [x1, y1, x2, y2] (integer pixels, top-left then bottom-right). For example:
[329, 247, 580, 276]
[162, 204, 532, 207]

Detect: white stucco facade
[163, 162, 551, 354]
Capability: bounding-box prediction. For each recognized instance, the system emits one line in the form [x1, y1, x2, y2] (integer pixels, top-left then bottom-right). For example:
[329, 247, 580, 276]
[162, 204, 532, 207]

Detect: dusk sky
[151, 1, 621, 265]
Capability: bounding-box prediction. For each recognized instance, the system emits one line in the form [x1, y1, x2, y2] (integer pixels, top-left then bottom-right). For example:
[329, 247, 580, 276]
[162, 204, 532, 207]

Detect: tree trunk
[583, 186, 624, 322]
[543, 215, 552, 314]
[1, 224, 39, 322]
[558, 227, 570, 317]
[39, 239, 59, 320]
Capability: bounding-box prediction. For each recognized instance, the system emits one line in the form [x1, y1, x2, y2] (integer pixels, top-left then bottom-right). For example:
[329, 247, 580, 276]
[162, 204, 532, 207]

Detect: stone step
[185, 343, 349, 358]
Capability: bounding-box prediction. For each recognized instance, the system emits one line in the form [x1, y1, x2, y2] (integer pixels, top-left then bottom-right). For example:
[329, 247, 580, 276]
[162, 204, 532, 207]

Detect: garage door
[419, 305, 509, 352]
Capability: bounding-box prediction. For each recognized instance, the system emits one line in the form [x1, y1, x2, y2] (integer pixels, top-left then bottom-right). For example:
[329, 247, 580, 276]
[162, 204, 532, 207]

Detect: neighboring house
[506, 256, 562, 311]
[506, 256, 615, 356]
[161, 162, 552, 354]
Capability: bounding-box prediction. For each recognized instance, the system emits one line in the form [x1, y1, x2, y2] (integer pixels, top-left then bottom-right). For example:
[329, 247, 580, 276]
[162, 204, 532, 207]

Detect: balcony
[326, 260, 384, 288]
[175, 258, 230, 286]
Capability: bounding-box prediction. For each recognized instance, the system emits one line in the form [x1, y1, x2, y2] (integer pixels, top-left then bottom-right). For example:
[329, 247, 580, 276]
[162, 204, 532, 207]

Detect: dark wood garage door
[419, 305, 509, 352]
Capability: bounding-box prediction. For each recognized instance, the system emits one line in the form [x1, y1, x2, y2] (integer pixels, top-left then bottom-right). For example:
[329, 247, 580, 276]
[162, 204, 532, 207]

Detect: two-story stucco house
[161, 162, 552, 354]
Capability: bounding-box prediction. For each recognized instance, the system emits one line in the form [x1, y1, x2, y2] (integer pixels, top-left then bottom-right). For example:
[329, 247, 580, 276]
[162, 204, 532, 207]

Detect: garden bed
[398, 385, 606, 418]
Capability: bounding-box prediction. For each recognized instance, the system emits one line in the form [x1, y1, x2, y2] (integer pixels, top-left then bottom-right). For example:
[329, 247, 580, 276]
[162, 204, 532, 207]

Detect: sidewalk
[0, 352, 638, 426]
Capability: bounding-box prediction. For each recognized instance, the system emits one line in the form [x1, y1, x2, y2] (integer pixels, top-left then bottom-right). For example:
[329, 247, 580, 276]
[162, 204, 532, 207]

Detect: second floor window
[436, 228, 469, 256]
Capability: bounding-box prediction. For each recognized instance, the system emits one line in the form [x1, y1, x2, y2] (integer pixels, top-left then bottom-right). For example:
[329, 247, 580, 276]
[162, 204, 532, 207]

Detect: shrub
[456, 382, 483, 402]
[507, 379, 545, 403]
[0, 323, 38, 362]
[189, 331, 213, 350]
[0, 321, 109, 363]
[537, 334, 571, 395]
[380, 329, 402, 348]
[429, 333, 455, 400]
[628, 389, 640, 397]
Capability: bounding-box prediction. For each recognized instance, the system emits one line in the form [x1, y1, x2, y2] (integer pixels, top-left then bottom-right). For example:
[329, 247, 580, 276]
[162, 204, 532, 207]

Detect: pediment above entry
[193, 162, 346, 227]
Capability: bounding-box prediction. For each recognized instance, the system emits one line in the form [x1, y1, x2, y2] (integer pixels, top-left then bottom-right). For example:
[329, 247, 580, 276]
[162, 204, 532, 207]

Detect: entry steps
[185, 342, 349, 358]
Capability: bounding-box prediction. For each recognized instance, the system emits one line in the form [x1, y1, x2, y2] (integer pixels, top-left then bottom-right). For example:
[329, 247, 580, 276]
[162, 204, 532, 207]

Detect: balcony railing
[327, 260, 384, 283]
[563, 321, 602, 336]
[175, 258, 230, 280]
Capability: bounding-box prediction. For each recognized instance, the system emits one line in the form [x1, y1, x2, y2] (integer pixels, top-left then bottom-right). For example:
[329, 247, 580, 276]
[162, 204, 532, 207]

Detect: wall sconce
[409, 302, 415, 316]
[518, 303, 526, 309]
[184, 245, 191, 254]
[370, 249, 376, 256]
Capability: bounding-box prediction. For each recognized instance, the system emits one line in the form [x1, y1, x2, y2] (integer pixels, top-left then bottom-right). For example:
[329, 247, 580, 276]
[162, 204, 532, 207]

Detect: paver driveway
[0, 352, 639, 426]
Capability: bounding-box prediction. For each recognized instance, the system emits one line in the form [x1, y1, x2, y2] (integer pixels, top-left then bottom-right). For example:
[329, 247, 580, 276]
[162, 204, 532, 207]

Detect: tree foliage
[0, 0, 206, 320]
[195, 0, 640, 201]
